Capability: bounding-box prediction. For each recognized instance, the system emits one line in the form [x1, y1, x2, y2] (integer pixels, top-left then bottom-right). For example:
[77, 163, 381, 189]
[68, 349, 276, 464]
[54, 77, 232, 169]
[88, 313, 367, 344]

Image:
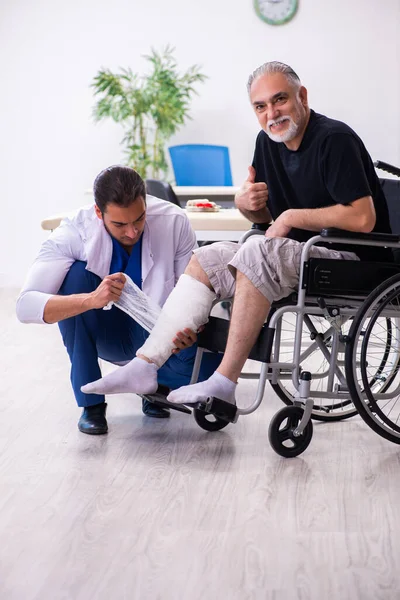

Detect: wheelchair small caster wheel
[193, 408, 230, 432]
[268, 406, 313, 458]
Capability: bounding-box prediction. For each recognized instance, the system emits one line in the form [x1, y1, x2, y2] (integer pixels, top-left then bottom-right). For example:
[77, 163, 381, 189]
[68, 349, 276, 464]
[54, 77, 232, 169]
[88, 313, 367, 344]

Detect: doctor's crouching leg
[59, 260, 142, 433]
[58, 261, 135, 409]
[81, 243, 239, 402]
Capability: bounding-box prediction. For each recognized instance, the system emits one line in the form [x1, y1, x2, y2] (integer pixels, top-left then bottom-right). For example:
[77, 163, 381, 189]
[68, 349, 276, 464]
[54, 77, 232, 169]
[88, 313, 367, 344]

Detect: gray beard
[266, 117, 299, 143]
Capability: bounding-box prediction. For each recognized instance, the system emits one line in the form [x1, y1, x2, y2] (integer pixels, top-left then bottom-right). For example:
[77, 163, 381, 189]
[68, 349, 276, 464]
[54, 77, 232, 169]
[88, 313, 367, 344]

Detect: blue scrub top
[109, 235, 143, 289]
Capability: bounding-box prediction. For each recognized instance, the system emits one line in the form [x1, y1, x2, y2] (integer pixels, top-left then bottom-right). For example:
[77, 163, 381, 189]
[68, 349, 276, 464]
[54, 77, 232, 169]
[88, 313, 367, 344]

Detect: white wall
[1, 0, 399, 286]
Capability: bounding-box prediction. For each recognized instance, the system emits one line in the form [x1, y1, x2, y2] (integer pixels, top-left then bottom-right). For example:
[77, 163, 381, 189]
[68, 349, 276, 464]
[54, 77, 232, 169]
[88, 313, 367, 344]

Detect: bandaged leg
[81, 275, 216, 396]
[139, 274, 216, 366]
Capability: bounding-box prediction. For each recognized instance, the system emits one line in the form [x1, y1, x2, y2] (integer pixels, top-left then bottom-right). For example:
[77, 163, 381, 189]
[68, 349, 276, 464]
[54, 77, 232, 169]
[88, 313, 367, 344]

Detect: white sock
[138, 274, 216, 367]
[167, 371, 236, 405]
[80, 357, 158, 396]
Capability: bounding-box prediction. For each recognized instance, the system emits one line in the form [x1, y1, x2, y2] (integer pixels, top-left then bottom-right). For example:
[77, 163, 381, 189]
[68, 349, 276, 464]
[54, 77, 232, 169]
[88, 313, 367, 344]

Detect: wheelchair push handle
[374, 160, 400, 178]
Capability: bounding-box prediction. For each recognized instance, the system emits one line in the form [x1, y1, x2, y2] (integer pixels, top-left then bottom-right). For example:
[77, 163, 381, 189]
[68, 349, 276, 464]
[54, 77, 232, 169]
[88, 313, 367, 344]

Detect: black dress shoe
[78, 402, 108, 435]
[142, 397, 170, 418]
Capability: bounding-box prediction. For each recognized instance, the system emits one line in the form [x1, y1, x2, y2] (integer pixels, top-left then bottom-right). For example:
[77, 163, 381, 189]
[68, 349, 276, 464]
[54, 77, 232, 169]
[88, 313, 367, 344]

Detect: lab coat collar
[141, 221, 154, 283]
[80, 211, 112, 279]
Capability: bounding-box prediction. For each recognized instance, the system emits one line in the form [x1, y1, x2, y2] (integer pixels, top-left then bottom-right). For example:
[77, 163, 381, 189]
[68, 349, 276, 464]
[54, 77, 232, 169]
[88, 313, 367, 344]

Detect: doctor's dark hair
[93, 165, 146, 213]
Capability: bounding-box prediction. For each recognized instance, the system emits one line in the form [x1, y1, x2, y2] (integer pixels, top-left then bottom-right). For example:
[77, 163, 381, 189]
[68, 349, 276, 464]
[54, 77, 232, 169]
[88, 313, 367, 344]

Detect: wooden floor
[2, 287, 400, 600]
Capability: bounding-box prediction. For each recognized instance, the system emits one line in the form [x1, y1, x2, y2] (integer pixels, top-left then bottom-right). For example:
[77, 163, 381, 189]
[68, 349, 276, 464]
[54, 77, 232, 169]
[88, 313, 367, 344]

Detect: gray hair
[247, 61, 301, 94]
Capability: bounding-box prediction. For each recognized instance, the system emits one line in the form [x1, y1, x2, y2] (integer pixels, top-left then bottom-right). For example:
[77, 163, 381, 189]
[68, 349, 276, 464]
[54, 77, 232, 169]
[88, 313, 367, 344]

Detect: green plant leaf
[90, 47, 207, 180]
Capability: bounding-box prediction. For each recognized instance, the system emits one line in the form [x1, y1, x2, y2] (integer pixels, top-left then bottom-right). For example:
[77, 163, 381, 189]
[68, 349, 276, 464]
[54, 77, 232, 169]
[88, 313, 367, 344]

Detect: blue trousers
[58, 261, 222, 407]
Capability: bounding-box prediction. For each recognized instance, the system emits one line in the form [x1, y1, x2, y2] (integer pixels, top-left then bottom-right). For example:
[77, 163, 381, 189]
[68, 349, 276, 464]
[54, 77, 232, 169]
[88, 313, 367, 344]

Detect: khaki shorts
[194, 236, 359, 304]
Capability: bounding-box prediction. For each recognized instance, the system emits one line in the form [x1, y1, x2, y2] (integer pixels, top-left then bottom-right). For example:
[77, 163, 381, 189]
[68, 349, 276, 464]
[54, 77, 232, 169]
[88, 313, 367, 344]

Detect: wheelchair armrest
[374, 160, 400, 177]
[239, 223, 271, 244]
[240, 229, 265, 243]
[320, 228, 400, 243]
[251, 222, 270, 231]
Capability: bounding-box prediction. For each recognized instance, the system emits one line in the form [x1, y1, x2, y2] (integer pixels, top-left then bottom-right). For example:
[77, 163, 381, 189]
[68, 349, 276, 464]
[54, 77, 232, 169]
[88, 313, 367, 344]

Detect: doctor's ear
[94, 204, 104, 220]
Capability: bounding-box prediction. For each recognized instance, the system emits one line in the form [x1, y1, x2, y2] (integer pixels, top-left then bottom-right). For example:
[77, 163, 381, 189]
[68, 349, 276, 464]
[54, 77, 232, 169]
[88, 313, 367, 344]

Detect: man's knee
[231, 237, 302, 303]
[184, 254, 213, 290]
[236, 236, 295, 267]
[189, 241, 239, 298]
[235, 235, 268, 266]
[59, 261, 101, 295]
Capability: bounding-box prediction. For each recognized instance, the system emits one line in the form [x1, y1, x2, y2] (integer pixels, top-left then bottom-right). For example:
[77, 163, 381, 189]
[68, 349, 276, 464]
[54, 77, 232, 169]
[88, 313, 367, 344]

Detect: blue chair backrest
[169, 144, 233, 186]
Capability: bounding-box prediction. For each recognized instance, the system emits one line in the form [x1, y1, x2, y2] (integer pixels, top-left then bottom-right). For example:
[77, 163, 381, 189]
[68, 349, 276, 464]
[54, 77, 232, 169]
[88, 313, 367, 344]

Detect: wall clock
[254, 0, 298, 25]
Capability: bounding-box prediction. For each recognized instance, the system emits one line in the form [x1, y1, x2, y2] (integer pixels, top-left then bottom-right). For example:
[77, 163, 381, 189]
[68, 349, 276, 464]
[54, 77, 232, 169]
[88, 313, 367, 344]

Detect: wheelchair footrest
[140, 391, 192, 415]
[195, 397, 238, 423]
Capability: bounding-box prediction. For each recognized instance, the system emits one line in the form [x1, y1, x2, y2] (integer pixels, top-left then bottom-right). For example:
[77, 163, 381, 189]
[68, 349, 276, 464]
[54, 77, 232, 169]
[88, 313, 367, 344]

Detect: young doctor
[16, 165, 221, 435]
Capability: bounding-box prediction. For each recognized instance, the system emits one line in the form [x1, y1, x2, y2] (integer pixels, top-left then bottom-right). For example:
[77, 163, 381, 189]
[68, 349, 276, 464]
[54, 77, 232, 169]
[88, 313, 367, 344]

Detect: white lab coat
[16, 195, 197, 324]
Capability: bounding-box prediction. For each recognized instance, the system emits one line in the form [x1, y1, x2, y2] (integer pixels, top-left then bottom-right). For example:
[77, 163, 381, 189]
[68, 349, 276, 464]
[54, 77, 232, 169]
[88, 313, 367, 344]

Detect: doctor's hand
[87, 272, 126, 309]
[235, 166, 268, 213]
[171, 326, 205, 354]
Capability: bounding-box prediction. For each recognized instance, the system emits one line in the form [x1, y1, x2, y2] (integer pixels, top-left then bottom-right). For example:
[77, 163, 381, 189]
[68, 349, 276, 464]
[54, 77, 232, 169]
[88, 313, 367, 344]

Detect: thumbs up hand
[235, 166, 268, 212]
[246, 165, 256, 183]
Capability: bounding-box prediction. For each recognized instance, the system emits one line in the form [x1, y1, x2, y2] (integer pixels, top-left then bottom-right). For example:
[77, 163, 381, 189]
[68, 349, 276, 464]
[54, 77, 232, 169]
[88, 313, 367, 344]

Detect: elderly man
[81, 61, 392, 406]
[16, 165, 221, 433]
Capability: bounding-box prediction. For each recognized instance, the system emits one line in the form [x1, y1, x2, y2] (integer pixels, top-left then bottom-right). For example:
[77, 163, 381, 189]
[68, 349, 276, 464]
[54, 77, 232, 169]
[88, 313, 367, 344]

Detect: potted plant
[91, 46, 207, 180]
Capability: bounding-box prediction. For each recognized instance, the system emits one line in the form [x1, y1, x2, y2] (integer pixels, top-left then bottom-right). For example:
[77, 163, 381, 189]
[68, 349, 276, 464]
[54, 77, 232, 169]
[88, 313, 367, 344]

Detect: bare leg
[167, 271, 270, 404]
[217, 272, 270, 382]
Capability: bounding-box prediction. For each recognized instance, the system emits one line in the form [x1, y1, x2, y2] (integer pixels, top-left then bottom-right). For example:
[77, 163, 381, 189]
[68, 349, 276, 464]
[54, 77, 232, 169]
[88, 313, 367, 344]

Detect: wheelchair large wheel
[268, 406, 313, 458]
[346, 274, 400, 444]
[269, 312, 358, 421]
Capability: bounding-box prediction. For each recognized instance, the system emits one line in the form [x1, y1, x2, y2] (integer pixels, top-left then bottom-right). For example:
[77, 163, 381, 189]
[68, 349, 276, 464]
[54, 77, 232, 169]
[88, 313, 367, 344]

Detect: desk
[186, 209, 251, 241]
[174, 186, 239, 209]
[41, 208, 251, 242]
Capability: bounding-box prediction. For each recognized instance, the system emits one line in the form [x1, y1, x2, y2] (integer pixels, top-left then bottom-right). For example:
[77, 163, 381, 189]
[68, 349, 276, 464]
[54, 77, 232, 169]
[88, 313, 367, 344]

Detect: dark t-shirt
[252, 110, 392, 261]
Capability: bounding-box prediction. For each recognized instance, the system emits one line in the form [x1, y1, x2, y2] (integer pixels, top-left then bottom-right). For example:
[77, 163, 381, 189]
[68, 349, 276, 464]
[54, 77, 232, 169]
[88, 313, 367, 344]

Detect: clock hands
[255, 0, 297, 24]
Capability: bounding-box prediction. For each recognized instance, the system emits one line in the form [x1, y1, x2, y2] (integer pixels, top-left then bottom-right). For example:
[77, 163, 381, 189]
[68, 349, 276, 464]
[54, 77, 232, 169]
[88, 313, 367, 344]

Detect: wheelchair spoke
[270, 310, 357, 421]
[346, 275, 400, 443]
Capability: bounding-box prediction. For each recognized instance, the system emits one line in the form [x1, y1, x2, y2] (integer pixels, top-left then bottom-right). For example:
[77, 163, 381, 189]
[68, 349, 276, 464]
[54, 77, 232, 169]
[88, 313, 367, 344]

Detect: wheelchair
[142, 161, 400, 458]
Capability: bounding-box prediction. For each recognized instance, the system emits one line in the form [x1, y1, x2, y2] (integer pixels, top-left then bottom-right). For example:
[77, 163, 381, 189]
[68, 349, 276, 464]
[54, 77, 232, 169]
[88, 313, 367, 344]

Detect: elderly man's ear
[299, 86, 308, 108]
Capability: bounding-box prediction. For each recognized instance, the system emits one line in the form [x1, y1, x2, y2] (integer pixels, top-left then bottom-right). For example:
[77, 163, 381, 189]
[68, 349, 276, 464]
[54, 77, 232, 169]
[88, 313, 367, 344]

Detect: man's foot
[167, 372, 237, 405]
[78, 402, 108, 435]
[142, 398, 170, 418]
[80, 357, 158, 396]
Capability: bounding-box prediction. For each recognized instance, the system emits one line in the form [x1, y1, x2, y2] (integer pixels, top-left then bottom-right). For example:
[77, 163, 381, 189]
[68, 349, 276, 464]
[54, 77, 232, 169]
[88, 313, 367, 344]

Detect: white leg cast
[138, 274, 216, 367]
